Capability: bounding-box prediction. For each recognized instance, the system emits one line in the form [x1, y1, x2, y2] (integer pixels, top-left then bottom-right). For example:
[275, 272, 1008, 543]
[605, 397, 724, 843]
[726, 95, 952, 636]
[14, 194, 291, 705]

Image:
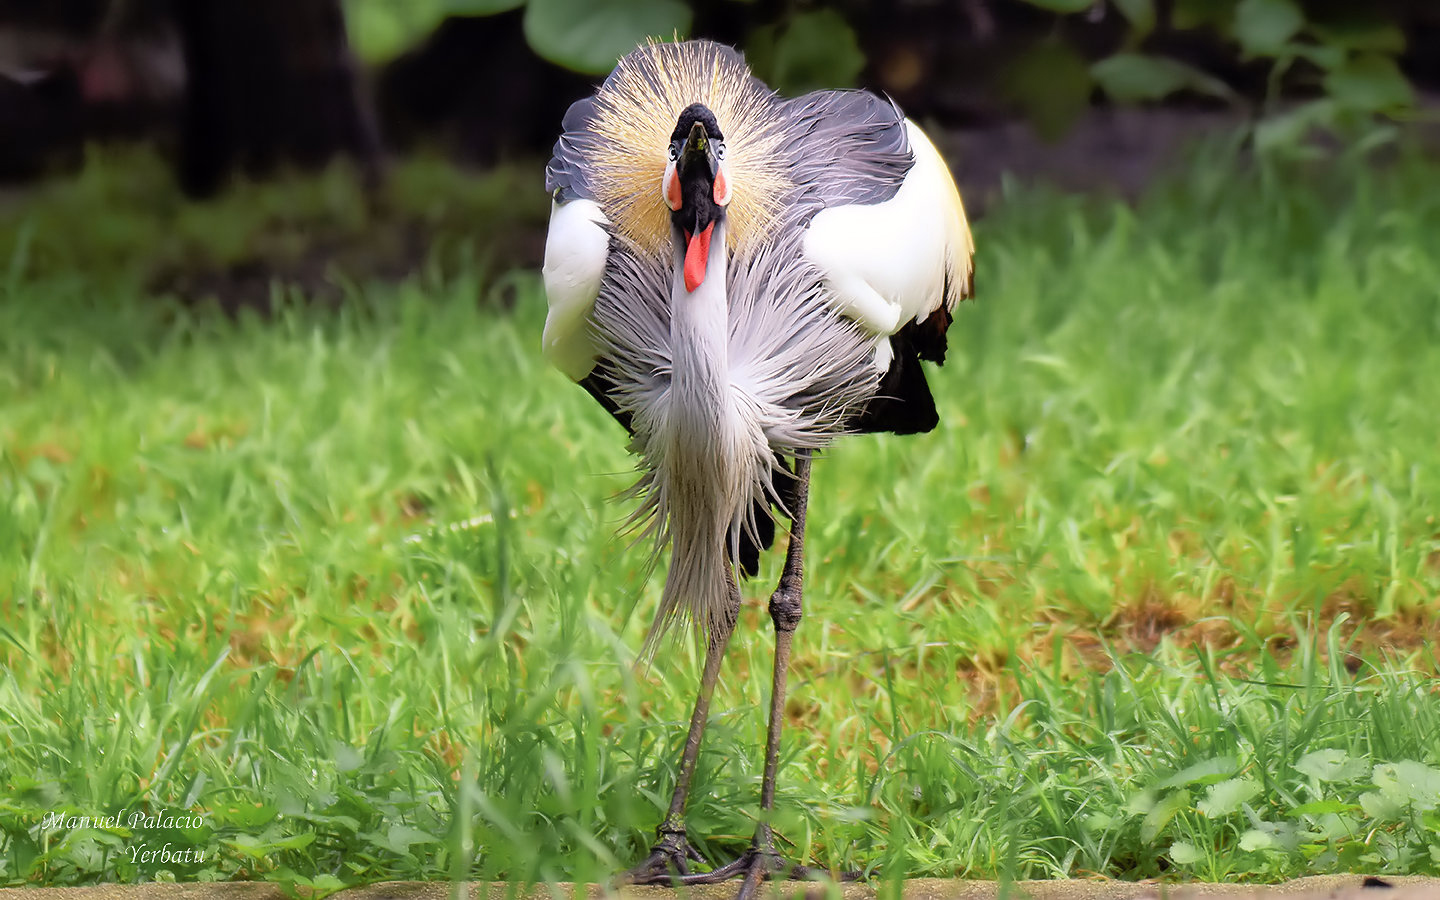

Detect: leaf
[1296, 749, 1366, 783]
[1234, 0, 1305, 56]
[1294, 43, 1346, 70]
[1141, 789, 1190, 843]
[1372, 760, 1440, 809]
[1125, 789, 1157, 816]
[745, 10, 865, 96]
[223, 834, 269, 860]
[1239, 828, 1276, 851]
[1287, 799, 1360, 817]
[1000, 39, 1093, 142]
[1091, 53, 1233, 103]
[1253, 99, 1336, 156]
[451, 0, 527, 10]
[1158, 756, 1238, 790]
[344, 0, 524, 62]
[387, 824, 440, 852]
[263, 832, 318, 852]
[1311, 11, 1406, 52]
[1324, 54, 1415, 113]
[524, 0, 692, 75]
[1347, 123, 1400, 158]
[1359, 790, 1405, 822]
[1111, 0, 1154, 35]
[1198, 777, 1262, 817]
[1173, 0, 1229, 30]
[211, 803, 279, 829]
[1016, 0, 1093, 12]
[1169, 840, 1205, 865]
[334, 742, 364, 774]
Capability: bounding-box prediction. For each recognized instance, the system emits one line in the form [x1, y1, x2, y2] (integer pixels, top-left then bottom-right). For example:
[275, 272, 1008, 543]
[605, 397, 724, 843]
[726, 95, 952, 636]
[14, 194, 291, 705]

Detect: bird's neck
[669, 221, 730, 394]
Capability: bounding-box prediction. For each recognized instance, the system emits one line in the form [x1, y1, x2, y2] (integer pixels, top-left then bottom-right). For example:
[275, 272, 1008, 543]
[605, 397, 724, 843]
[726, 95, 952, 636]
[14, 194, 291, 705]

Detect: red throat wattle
[683, 222, 714, 293]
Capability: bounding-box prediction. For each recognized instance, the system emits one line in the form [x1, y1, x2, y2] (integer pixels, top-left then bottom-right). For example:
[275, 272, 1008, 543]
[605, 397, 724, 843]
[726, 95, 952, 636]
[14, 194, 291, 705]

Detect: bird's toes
[732, 847, 821, 899]
[613, 831, 705, 886]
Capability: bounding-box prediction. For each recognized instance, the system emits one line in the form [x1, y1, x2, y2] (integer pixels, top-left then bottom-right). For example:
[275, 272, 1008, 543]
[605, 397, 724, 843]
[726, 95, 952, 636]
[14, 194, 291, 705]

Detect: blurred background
[1, 0, 1436, 295]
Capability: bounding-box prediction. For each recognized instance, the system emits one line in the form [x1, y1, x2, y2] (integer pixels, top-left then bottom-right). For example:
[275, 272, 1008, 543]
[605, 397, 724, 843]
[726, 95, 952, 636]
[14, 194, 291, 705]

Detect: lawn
[1, 149, 1438, 889]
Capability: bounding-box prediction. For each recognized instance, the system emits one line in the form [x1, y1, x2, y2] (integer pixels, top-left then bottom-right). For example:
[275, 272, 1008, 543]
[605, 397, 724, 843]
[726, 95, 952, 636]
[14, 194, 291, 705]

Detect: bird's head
[662, 103, 731, 292]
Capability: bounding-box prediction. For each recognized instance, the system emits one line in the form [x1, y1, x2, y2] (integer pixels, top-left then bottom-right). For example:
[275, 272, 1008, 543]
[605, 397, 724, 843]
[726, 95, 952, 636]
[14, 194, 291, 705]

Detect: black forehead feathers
[671, 103, 723, 143]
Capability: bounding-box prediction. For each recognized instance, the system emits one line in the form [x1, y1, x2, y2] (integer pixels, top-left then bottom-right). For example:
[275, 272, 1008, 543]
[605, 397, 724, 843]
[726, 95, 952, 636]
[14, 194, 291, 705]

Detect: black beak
[678, 121, 717, 179]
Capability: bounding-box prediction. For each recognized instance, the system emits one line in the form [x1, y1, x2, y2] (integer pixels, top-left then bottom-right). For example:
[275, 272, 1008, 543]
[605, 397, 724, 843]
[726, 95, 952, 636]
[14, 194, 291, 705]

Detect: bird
[541, 39, 973, 893]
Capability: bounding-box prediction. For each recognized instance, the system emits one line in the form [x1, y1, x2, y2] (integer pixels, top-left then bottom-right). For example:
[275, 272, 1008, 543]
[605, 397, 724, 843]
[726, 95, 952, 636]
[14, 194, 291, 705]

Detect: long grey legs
[619, 565, 741, 883]
[735, 449, 812, 898]
[621, 451, 833, 893]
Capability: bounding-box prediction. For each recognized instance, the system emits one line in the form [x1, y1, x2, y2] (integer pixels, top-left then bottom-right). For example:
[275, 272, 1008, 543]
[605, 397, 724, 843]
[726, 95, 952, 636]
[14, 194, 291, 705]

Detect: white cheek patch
[663, 161, 682, 211]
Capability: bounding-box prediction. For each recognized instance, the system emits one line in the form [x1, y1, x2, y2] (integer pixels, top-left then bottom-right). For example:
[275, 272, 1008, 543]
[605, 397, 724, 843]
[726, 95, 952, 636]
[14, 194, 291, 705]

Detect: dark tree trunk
[172, 0, 381, 197]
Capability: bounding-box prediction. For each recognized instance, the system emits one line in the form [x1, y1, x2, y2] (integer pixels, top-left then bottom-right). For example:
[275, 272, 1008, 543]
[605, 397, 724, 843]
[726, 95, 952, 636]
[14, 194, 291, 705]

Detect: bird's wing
[542, 97, 612, 381]
[782, 89, 913, 208]
[545, 96, 601, 204]
[789, 93, 974, 348]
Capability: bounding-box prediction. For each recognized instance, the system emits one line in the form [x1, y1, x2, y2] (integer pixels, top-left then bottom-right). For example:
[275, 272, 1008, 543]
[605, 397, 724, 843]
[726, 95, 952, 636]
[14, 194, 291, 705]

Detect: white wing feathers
[541, 198, 610, 381]
[802, 121, 973, 369]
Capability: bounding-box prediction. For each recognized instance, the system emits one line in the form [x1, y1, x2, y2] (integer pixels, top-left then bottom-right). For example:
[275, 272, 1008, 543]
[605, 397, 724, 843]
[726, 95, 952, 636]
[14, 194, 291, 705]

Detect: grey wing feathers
[782, 90, 912, 209]
[545, 96, 600, 202]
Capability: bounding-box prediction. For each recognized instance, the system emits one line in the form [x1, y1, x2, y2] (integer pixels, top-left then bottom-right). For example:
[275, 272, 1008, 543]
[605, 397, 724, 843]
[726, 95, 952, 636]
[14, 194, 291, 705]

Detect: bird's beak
[679, 121, 717, 178]
[678, 121, 720, 293]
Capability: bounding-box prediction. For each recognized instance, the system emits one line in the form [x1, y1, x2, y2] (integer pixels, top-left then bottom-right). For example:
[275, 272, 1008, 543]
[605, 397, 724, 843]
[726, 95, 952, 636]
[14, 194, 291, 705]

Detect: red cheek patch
[666, 168, 683, 211]
[713, 169, 728, 206]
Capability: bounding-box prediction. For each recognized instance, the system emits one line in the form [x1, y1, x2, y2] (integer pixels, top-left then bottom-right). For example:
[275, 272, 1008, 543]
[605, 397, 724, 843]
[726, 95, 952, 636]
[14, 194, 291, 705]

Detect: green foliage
[346, 0, 691, 73]
[522, 0, 692, 76]
[344, 0, 865, 88]
[744, 9, 867, 97]
[1234, 0, 1305, 56]
[344, 0, 1419, 156]
[1019, 0, 1092, 12]
[0, 148, 548, 293]
[344, 0, 523, 61]
[1089, 53, 1233, 103]
[1324, 54, 1414, 113]
[1000, 39, 1093, 142]
[1013, 0, 1420, 155]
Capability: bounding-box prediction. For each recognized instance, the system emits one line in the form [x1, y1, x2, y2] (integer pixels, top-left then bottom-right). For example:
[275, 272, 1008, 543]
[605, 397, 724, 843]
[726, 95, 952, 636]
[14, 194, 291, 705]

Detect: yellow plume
[588, 40, 791, 258]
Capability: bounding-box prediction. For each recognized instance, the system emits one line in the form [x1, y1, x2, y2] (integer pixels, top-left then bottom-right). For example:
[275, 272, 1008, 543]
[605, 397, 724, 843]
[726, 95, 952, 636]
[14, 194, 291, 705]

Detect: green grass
[1, 149, 1439, 889]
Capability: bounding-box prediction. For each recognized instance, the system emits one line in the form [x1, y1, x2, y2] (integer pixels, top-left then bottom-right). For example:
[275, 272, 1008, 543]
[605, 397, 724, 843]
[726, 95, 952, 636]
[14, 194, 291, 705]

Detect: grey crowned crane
[541, 39, 974, 891]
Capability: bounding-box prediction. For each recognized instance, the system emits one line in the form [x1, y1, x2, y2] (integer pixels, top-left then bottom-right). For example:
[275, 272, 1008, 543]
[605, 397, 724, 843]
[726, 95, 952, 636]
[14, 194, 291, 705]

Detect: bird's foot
[731, 845, 797, 899]
[679, 842, 863, 894]
[618, 828, 864, 892]
[614, 828, 708, 886]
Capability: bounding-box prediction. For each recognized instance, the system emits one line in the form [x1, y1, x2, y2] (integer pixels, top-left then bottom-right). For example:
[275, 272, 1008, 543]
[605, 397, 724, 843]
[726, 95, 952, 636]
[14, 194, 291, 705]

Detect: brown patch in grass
[11, 440, 74, 465]
[1210, 575, 1238, 609]
[227, 593, 297, 669]
[395, 492, 429, 522]
[428, 730, 464, 771]
[1167, 528, 1202, 560]
[1320, 581, 1375, 622]
[182, 415, 249, 450]
[1113, 586, 1189, 653]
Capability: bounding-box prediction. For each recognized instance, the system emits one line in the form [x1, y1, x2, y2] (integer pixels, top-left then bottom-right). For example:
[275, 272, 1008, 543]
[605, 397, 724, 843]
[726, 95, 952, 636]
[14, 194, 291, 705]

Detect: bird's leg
[730, 453, 861, 895]
[729, 450, 813, 897]
[617, 567, 741, 885]
[624, 455, 859, 890]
